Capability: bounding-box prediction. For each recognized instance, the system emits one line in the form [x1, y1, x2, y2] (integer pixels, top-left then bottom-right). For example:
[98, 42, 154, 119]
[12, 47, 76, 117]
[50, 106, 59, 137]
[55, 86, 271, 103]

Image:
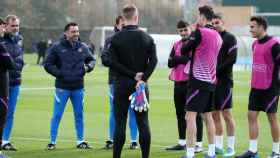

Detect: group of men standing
[166, 7, 237, 158]
[166, 5, 280, 158]
[0, 4, 158, 158]
[0, 3, 280, 158]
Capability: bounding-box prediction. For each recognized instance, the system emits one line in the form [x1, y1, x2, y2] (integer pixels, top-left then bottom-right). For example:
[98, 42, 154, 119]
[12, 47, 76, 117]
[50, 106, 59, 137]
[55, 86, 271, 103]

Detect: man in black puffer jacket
[44, 22, 95, 150]
[1, 15, 24, 151]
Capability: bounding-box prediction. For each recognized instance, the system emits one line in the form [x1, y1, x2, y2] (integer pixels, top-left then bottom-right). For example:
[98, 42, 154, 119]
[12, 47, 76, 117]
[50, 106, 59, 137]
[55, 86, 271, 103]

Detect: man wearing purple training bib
[180, 5, 222, 158]
[166, 20, 203, 152]
[236, 16, 280, 158]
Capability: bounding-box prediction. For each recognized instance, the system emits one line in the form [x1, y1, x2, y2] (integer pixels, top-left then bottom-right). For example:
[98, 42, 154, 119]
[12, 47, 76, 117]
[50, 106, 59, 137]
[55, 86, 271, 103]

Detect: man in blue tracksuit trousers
[44, 22, 96, 150]
[1, 15, 24, 151]
[101, 15, 138, 150]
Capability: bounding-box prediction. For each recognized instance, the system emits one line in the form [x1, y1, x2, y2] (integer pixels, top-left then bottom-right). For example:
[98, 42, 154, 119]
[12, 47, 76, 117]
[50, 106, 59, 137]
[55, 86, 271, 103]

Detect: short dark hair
[64, 22, 78, 32]
[250, 16, 268, 31]
[213, 13, 223, 20]
[177, 20, 189, 29]
[0, 17, 5, 25]
[122, 4, 138, 20]
[198, 5, 214, 21]
[115, 15, 123, 25]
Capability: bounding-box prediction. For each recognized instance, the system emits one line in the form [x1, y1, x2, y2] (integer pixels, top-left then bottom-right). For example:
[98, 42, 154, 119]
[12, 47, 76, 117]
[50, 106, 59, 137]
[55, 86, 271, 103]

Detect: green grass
[3, 54, 278, 158]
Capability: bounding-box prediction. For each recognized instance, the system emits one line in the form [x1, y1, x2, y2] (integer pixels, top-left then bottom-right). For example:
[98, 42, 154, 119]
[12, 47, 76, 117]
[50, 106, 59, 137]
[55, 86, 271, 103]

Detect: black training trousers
[113, 83, 151, 158]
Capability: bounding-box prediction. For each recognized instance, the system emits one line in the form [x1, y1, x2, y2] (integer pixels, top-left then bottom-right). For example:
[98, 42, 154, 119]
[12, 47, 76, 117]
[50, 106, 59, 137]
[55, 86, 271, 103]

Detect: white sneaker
[223, 148, 235, 157]
[194, 145, 203, 153]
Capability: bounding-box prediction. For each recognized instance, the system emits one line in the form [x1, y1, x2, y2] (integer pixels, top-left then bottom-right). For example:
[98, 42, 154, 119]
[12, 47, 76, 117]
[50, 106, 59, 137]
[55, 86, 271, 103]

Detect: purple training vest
[251, 37, 279, 89]
[169, 40, 191, 81]
[192, 27, 222, 84]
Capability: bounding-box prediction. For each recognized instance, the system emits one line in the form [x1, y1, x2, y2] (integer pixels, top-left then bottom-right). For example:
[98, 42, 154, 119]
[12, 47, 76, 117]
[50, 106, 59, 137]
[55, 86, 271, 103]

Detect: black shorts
[214, 84, 233, 110]
[248, 89, 279, 113]
[185, 86, 214, 113]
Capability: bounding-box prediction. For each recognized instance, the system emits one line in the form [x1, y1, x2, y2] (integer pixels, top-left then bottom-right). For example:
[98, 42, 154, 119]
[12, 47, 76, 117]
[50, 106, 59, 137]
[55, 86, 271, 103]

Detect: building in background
[222, 0, 280, 26]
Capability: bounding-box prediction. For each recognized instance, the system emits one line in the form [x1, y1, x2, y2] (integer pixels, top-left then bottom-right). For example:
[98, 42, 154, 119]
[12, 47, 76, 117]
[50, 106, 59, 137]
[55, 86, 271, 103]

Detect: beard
[71, 36, 79, 41]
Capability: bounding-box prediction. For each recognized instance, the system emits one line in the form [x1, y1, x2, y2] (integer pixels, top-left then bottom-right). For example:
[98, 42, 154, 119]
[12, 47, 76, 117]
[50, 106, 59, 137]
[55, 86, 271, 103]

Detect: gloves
[129, 83, 149, 112]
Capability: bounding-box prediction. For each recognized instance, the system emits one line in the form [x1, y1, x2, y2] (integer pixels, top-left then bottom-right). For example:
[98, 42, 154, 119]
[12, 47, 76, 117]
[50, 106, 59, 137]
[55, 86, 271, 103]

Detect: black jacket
[1, 33, 24, 86]
[101, 27, 119, 84]
[0, 42, 15, 97]
[167, 39, 190, 69]
[44, 36, 96, 90]
[216, 31, 237, 86]
[108, 25, 157, 85]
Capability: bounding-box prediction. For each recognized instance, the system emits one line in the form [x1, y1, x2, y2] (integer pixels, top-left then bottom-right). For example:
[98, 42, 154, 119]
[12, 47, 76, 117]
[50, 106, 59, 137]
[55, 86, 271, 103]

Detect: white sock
[272, 142, 280, 154]
[227, 136, 235, 150]
[208, 144, 216, 156]
[131, 140, 137, 143]
[196, 141, 203, 147]
[77, 140, 85, 145]
[51, 141, 56, 145]
[178, 139, 186, 146]
[1, 141, 9, 146]
[186, 147, 195, 158]
[215, 135, 223, 149]
[249, 139, 258, 153]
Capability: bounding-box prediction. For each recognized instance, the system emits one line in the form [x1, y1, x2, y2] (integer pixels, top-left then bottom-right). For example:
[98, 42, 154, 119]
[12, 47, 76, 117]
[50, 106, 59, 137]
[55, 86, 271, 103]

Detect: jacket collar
[3, 33, 23, 43]
[122, 25, 138, 30]
[60, 35, 81, 49]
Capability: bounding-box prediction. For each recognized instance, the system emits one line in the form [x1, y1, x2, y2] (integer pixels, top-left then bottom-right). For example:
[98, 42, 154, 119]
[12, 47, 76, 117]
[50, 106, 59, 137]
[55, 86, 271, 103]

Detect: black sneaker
[235, 150, 259, 158]
[77, 141, 92, 149]
[103, 140, 113, 150]
[165, 144, 185, 150]
[46, 143, 56, 150]
[2, 143, 17, 151]
[130, 142, 138, 150]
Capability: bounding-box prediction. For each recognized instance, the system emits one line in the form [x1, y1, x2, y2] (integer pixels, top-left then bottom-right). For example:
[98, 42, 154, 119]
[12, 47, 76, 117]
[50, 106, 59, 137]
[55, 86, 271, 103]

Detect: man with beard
[44, 22, 96, 150]
[166, 20, 203, 153]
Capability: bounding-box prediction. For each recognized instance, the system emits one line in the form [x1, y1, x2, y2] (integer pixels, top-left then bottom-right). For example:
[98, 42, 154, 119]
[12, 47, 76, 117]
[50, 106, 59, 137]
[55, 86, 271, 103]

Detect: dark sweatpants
[113, 83, 150, 158]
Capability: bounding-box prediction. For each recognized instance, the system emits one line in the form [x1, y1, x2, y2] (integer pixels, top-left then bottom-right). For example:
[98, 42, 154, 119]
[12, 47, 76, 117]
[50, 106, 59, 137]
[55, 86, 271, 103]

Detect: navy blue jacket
[44, 36, 96, 90]
[1, 33, 24, 86]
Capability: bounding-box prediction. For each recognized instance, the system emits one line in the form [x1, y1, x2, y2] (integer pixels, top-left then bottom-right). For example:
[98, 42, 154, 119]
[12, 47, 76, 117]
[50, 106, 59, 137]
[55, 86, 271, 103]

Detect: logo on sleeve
[18, 40, 23, 47]
[78, 48, 83, 53]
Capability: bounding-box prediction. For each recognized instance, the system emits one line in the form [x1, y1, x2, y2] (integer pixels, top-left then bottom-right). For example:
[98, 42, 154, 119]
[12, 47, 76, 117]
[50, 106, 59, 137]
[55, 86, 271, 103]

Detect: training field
[3, 54, 277, 158]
